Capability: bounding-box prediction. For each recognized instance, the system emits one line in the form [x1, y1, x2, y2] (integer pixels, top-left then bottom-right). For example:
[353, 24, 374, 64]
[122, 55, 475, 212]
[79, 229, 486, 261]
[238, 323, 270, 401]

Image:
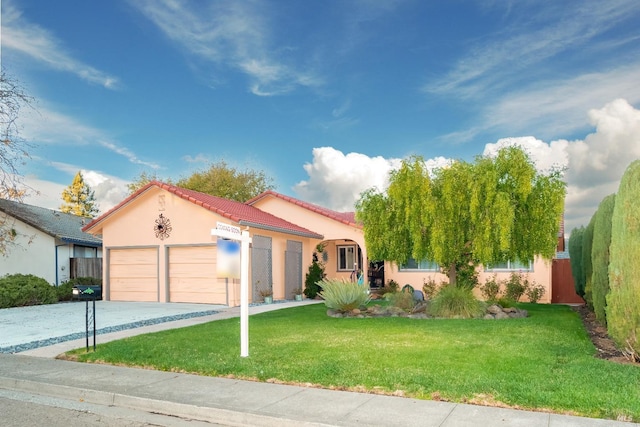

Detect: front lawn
[66, 303, 640, 421]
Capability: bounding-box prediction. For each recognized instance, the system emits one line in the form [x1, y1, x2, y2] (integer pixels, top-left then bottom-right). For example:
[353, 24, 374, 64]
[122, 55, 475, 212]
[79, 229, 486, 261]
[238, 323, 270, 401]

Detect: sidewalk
[1, 301, 637, 426]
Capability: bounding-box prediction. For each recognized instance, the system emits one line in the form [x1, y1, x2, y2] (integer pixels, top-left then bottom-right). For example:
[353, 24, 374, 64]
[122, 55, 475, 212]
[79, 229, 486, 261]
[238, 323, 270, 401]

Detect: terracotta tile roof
[0, 198, 102, 246]
[247, 190, 361, 228]
[83, 182, 323, 239]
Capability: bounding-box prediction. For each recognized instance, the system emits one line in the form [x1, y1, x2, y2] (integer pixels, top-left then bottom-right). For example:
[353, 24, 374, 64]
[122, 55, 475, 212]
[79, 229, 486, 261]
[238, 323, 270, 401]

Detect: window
[337, 245, 356, 271]
[484, 259, 533, 272]
[400, 257, 440, 271]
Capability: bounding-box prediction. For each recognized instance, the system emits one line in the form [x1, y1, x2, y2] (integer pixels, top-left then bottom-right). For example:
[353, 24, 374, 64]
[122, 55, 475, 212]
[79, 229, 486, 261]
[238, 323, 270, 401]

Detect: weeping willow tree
[356, 146, 566, 287]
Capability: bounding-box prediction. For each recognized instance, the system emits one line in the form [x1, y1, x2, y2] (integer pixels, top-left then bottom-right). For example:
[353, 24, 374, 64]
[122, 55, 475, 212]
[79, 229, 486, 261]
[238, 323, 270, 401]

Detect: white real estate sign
[212, 222, 252, 358]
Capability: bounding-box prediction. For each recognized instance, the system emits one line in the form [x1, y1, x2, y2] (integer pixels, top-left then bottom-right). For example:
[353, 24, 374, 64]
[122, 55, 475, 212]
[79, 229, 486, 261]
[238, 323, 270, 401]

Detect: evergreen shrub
[0, 274, 57, 308]
[591, 194, 615, 324]
[607, 161, 640, 361]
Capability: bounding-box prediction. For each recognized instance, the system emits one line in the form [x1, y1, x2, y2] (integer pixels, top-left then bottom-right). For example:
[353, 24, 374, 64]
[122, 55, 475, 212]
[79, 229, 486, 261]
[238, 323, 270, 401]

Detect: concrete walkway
[0, 300, 637, 426]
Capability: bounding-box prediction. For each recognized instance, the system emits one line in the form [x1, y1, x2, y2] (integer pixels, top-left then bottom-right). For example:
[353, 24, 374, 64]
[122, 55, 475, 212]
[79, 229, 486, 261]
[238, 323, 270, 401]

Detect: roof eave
[238, 220, 324, 240]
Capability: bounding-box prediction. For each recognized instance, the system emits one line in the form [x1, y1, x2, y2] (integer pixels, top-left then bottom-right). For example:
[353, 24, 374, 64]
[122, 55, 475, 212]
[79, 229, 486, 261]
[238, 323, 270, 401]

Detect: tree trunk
[447, 263, 457, 287]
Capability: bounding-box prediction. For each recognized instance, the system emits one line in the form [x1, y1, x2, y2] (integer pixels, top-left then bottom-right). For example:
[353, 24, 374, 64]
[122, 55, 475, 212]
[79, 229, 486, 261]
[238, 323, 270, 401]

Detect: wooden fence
[70, 258, 102, 280]
[551, 258, 585, 304]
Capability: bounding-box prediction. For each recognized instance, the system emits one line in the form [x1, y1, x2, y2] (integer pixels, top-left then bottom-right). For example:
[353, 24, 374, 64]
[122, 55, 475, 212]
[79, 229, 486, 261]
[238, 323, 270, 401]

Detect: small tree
[304, 244, 326, 299]
[127, 170, 167, 194]
[60, 171, 99, 218]
[176, 161, 274, 202]
[591, 194, 615, 324]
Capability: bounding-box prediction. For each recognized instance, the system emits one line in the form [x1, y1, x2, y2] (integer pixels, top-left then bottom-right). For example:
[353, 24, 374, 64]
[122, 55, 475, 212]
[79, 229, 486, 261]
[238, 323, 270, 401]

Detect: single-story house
[248, 191, 559, 304]
[0, 198, 102, 285]
[81, 182, 323, 306]
[83, 182, 564, 306]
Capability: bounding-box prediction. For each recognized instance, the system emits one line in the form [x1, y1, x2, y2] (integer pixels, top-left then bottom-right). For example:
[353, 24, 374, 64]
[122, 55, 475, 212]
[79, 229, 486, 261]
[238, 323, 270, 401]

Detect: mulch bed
[572, 305, 639, 366]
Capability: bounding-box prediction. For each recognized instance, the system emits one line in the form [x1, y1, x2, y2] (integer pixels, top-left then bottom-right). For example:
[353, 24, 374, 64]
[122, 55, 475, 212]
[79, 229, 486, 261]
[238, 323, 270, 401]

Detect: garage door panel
[110, 290, 157, 301]
[168, 246, 223, 304]
[169, 263, 215, 277]
[108, 248, 158, 302]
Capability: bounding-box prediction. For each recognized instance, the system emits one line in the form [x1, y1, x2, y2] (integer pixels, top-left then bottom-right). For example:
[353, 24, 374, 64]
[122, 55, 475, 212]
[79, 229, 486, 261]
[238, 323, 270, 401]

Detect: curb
[0, 376, 334, 427]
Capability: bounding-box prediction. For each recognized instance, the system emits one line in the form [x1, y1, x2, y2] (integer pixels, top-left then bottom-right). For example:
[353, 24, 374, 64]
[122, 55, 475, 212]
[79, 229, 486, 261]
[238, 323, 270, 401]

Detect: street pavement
[0, 300, 637, 426]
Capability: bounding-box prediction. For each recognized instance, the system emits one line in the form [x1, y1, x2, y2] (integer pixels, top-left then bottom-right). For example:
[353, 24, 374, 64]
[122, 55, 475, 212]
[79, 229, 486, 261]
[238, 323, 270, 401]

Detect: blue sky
[3, 0, 640, 234]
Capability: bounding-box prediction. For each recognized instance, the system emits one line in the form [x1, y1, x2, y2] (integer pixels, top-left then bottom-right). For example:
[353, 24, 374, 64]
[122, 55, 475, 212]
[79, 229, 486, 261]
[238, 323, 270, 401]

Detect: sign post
[212, 222, 252, 357]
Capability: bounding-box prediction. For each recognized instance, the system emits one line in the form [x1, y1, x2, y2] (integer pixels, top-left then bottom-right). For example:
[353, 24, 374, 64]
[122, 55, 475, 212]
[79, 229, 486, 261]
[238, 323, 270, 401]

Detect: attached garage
[108, 247, 158, 302]
[83, 182, 323, 306]
[167, 245, 227, 304]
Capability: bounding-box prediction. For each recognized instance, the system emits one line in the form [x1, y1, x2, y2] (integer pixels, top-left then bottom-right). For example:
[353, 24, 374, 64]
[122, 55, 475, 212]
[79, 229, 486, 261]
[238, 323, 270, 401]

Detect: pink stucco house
[83, 182, 556, 306]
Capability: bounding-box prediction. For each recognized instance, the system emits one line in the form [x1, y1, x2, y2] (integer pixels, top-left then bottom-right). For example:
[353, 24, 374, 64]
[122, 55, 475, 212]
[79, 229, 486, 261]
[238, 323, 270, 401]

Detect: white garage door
[168, 246, 227, 304]
[108, 247, 158, 302]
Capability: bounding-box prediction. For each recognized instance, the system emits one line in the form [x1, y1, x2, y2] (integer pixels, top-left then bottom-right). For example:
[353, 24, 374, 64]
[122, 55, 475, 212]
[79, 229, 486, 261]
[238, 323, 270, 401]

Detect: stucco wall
[94, 187, 316, 305]
[383, 255, 553, 304]
[0, 217, 57, 284]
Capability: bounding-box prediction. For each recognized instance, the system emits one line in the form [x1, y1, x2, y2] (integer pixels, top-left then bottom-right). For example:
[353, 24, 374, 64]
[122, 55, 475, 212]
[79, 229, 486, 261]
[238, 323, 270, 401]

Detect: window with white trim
[337, 245, 356, 271]
[400, 257, 440, 271]
[484, 259, 533, 272]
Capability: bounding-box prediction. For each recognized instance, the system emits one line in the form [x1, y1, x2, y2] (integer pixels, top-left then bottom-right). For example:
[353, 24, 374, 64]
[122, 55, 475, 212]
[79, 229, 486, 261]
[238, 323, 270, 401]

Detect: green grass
[66, 303, 640, 421]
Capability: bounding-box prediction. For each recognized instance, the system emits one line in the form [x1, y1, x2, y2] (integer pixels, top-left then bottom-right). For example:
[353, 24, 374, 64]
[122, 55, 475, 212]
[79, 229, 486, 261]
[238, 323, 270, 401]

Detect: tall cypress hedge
[607, 161, 640, 361]
[581, 215, 595, 307]
[591, 194, 615, 324]
[568, 226, 585, 297]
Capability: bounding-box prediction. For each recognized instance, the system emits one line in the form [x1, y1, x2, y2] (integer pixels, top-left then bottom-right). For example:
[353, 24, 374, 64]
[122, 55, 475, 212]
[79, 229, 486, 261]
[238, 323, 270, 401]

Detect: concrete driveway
[0, 301, 226, 353]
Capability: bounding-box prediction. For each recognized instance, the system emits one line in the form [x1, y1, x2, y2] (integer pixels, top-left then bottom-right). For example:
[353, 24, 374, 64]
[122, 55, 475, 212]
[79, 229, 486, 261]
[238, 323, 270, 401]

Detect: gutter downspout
[55, 243, 67, 286]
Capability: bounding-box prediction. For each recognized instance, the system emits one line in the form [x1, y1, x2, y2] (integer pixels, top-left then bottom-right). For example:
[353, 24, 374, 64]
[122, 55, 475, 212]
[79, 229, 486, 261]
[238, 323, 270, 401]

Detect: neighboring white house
[0, 199, 103, 286]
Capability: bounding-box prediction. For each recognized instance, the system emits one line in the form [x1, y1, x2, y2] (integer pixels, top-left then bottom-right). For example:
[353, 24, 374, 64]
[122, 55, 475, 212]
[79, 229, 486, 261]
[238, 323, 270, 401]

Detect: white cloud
[482, 65, 640, 140]
[131, 0, 322, 96]
[296, 99, 640, 236]
[2, 2, 120, 89]
[293, 147, 403, 211]
[483, 136, 569, 174]
[482, 98, 640, 234]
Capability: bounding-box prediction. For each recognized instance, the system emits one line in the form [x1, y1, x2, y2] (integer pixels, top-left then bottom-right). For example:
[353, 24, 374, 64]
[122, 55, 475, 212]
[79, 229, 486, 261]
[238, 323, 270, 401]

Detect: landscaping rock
[326, 302, 528, 320]
[487, 304, 502, 315]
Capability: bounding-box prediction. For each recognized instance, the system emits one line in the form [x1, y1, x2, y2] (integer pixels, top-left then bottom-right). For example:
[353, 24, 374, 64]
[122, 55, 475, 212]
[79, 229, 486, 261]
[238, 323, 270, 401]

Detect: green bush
[568, 226, 586, 297]
[581, 215, 596, 308]
[0, 274, 58, 308]
[607, 160, 640, 361]
[504, 273, 528, 302]
[525, 282, 545, 303]
[480, 275, 502, 302]
[56, 281, 74, 301]
[496, 297, 516, 308]
[421, 278, 440, 300]
[429, 285, 484, 318]
[386, 289, 415, 311]
[591, 194, 615, 324]
[304, 257, 325, 299]
[319, 278, 370, 312]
